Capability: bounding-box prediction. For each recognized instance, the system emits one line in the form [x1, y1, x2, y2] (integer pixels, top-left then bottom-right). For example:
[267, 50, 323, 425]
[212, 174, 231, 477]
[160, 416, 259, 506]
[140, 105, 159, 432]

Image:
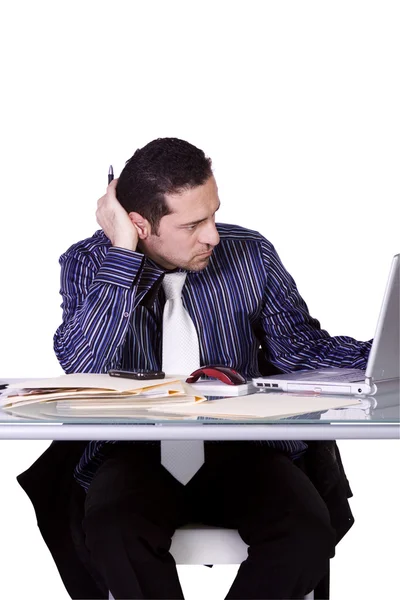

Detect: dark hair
[116, 138, 213, 234]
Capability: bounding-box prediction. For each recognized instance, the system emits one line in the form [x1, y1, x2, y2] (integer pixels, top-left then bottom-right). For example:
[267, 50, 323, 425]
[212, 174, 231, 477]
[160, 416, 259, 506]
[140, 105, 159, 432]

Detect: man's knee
[284, 506, 336, 569]
[83, 502, 174, 562]
[242, 504, 336, 566]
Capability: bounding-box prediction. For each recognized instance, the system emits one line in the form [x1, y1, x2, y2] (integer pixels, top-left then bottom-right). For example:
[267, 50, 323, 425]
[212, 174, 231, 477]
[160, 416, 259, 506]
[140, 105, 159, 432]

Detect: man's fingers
[107, 178, 119, 191]
[97, 177, 120, 208]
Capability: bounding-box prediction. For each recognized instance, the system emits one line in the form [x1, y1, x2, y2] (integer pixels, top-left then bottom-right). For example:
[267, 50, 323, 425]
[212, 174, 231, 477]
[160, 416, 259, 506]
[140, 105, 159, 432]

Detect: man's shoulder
[216, 222, 266, 242]
[214, 224, 279, 270]
[60, 230, 111, 267]
[216, 223, 275, 253]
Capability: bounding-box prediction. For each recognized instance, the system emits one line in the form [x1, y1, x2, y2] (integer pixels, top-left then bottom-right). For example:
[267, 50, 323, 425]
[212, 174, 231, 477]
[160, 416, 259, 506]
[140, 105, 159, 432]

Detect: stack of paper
[151, 392, 362, 419]
[50, 391, 361, 420]
[1, 374, 206, 410]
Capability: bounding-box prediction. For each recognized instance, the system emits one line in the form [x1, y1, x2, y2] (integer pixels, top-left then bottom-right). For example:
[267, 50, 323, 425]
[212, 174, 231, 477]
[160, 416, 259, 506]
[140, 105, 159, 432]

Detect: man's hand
[96, 179, 139, 251]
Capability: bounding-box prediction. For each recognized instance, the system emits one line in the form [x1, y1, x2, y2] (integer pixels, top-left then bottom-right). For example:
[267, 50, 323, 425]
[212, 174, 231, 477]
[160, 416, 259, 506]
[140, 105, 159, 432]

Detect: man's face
[141, 176, 221, 271]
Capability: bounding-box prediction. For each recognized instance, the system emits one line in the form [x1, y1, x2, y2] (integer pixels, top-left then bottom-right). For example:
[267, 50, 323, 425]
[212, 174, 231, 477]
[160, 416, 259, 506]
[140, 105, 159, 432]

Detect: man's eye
[186, 224, 198, 230]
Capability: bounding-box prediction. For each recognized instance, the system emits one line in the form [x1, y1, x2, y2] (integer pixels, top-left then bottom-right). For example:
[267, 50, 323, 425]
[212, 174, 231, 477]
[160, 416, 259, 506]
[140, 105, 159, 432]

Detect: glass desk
[0, 379, 398, 440]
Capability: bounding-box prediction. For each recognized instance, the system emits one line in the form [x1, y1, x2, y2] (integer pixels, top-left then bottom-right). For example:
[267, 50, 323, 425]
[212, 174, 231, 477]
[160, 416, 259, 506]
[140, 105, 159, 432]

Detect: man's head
[117, 138, 220, 271]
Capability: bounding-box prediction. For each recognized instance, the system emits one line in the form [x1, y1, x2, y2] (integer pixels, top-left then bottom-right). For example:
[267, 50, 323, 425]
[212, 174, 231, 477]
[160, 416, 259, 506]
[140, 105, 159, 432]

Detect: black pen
[108, 165, 114, 184]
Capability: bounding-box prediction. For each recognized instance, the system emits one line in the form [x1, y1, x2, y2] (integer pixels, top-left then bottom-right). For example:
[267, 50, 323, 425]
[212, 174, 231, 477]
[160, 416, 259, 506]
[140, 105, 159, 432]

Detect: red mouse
[186, 365, 246, 386]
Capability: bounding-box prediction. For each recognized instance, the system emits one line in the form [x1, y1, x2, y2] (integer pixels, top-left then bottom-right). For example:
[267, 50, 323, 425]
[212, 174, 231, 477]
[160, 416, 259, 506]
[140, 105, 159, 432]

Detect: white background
[0, 1, 399, 599]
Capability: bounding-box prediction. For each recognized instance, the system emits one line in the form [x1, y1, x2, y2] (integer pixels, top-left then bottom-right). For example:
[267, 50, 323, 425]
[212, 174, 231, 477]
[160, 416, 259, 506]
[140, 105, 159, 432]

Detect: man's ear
[128, 212, 151, 239]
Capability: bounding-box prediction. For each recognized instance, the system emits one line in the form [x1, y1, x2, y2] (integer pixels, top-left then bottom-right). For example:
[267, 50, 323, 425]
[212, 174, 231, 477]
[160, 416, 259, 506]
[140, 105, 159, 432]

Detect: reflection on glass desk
[0, 379, 398, 440]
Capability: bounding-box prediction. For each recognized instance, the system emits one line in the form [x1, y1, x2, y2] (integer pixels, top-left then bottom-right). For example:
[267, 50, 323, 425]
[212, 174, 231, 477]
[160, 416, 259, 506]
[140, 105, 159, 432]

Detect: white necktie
[161, 272, 200, 376]
[161, 272, 205, 484]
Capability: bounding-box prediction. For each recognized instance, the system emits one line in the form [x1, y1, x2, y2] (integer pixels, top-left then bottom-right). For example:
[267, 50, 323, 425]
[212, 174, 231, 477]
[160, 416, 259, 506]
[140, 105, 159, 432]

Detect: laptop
[253, 254, 399, 396]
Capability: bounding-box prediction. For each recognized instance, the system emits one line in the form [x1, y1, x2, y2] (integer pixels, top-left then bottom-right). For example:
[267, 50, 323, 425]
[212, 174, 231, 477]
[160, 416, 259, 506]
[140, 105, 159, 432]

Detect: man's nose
[201, 222, 220, 247]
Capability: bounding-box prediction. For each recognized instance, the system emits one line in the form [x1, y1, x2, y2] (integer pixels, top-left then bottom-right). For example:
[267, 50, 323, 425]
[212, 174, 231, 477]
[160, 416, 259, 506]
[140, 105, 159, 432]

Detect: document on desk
[47, 391, 361, 419]
[1, 374, 206, 409]
[150, 392, 362, 419]
[6, 391, 361, 420]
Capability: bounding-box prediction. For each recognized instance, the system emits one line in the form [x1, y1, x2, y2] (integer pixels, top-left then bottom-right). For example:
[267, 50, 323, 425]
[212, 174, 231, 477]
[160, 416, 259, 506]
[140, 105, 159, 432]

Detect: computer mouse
[186, 365, 246, 386]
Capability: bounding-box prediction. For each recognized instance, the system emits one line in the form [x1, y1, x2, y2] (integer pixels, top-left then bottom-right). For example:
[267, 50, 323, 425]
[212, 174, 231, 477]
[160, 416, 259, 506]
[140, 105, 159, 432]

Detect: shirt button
[123, 312, 129, 318]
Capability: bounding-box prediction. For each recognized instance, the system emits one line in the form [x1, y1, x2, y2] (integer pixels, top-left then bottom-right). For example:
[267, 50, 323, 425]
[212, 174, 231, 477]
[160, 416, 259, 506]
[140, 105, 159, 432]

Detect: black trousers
[70, 442, 335, 600]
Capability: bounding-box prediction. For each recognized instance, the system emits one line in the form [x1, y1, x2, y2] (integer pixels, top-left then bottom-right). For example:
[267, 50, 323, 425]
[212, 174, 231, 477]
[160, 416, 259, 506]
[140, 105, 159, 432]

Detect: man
[18, 138, 371, 599]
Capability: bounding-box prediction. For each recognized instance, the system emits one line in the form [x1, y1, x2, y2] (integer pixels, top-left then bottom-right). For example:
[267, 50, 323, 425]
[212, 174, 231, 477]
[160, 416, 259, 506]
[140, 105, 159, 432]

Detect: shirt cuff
[93, 247, 145, 289]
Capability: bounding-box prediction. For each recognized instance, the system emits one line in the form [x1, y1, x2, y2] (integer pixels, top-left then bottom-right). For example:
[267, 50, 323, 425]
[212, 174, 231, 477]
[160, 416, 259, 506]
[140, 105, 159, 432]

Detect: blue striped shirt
[53, 224, 371, 490]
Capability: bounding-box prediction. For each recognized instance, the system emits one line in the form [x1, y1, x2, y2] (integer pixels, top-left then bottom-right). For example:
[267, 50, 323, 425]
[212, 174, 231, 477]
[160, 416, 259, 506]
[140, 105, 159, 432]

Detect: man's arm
[53, 247, 149, 373]
[53, 181, 161, 374]
[259, 239, 372, 372]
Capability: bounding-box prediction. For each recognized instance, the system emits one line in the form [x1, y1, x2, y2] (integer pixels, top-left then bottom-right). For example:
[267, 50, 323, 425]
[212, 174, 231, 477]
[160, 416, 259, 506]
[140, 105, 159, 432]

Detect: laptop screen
[366, 254, 400, 382]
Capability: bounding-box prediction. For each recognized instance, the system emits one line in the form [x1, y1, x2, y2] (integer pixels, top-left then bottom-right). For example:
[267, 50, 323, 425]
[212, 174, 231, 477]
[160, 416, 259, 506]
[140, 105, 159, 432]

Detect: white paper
[7, 391, 363, 420]
[55, 395, 205, 411]
[151, 392, 362, 419]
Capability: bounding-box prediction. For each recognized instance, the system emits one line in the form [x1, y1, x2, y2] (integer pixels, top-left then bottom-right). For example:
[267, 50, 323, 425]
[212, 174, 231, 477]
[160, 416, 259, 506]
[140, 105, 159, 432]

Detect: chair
[110, 520, 314, 600]
[170, 525, 315, 600]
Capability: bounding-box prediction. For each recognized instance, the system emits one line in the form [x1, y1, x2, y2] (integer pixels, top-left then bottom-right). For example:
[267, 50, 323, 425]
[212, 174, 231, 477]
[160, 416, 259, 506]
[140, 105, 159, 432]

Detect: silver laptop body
[253, 254, 400, 396]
